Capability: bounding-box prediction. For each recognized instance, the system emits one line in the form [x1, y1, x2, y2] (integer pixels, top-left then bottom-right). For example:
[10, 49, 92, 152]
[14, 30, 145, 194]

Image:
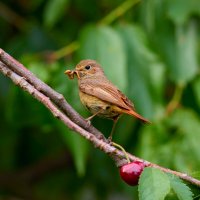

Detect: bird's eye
[85, 65, 91, 70]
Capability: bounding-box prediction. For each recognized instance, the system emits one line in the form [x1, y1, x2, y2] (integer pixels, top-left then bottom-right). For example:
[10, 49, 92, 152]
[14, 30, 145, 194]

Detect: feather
[79, 79, 134, 111]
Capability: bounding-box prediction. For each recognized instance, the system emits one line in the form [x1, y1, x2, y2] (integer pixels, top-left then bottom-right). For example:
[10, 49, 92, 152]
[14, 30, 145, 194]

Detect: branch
[0, 49, 105, 140]
[0, 48, 200, 188]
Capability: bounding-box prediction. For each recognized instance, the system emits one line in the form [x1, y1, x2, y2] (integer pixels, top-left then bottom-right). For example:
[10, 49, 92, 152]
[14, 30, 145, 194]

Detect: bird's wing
[79, 80, 134, 111]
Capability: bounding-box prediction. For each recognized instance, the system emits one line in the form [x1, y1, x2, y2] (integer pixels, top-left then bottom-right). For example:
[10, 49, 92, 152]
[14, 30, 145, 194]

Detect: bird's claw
[107, 136, 112, 143]
[85, 118, 91, 128]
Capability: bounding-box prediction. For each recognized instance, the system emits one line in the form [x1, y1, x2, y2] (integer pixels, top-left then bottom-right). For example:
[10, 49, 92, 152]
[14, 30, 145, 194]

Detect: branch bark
[0, 48, 200, 188]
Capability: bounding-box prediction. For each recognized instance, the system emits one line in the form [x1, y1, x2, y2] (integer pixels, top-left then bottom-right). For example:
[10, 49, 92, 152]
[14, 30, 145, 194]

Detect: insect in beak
[64, 70, 80, 79]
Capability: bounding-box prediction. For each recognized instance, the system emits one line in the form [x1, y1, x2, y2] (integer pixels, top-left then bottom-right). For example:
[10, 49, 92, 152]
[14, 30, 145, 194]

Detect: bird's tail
[124, 109, 151, 123]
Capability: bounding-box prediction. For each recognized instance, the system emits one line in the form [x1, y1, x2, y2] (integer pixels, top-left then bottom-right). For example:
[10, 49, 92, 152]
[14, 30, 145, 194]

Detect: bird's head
[65, 59, 104, 80]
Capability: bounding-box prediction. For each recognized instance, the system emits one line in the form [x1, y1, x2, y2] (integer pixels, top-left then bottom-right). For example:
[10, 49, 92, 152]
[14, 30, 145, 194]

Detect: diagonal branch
[0, 48, 200, 188]
[0, 49, 105, 140]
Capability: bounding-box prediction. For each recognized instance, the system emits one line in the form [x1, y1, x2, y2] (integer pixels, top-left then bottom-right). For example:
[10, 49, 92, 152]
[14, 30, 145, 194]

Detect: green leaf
[140, 1, 198, 84]
[137, 124, 173, 166]
[172, 22, 198, 84]
[138, 167, 171, 200]
[168, 175, 193, 200]
[167, 0, 200, 25]
[168, 109, 200, 172]
[43, 0, 69, 28]
[117, 24, 166, 119]
[63, 131, 89, 176]
[57, 123, 90, 176]
[169, 109, 200, 159]
[78, 25, 127, 91]
[155, 21, 198, 84]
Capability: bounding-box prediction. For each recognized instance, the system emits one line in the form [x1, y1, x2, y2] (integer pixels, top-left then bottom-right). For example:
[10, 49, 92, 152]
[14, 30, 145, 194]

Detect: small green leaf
[63, 131, 89, 176]
[168, 175, 193, 200]
[138, 167, 170, 200]
[78, 25, 127, 91]
[57, 123, 89, 176]
[43, 0, 69, 28]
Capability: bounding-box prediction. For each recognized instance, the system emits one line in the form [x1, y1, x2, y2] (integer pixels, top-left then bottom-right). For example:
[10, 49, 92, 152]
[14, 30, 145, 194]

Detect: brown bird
[65, 59, 150, 140]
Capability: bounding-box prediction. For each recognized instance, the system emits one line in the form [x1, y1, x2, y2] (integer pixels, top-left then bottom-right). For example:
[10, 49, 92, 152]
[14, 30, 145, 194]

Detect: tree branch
[0, 49, 105, 140]
[0, 48, 200, 188]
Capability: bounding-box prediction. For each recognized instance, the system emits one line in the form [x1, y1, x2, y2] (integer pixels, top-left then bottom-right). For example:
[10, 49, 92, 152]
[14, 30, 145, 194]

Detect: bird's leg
[85, 109, 102, 127]
[108, 115, 120, 142]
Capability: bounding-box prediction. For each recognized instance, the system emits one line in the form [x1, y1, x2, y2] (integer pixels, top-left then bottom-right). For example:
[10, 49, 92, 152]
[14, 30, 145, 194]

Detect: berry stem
[111, 142, 130, 163]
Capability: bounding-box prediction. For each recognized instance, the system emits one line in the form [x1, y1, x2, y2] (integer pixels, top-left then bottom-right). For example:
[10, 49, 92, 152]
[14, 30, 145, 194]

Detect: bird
[65, 59, 150, 140]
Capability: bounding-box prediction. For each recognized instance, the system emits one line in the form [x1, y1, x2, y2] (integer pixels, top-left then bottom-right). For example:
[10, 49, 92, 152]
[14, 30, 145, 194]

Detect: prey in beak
[64, 70, 80, 79]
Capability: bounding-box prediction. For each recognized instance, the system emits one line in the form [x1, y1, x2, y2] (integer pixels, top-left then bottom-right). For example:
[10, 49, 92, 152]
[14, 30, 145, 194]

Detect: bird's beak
[64, 69, 80, 79]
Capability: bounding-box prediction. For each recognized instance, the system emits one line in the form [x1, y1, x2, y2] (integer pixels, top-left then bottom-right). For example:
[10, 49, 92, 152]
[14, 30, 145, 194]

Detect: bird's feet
[85, 117, 92, 128]
[107, 136, 113, 143]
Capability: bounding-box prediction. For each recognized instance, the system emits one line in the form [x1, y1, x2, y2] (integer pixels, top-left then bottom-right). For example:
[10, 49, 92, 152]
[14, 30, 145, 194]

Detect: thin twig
[166, 83, 185, 114]
[0, 48, 200, 188]
[99, 0, 140, 25]
[51, 41, 80, 60]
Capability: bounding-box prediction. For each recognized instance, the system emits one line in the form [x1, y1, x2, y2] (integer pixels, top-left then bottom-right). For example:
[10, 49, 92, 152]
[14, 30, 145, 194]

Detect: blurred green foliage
[0, 0, 200, 199]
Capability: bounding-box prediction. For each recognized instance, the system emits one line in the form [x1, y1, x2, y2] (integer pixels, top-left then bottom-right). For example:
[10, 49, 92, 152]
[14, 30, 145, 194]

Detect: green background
[0, 0, 200, 199]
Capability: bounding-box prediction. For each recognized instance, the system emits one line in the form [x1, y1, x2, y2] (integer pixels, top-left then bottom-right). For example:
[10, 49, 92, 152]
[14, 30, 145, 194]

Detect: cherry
[119, 161, 145, 186]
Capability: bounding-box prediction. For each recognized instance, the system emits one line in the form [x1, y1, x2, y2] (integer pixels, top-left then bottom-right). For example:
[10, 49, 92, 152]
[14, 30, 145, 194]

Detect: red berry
[119, 161, 145, 186]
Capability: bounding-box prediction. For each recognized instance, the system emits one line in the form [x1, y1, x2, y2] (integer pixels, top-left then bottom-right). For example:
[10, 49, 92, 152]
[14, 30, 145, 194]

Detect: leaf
[63, 131, 89, 176]
[78, 25, 127, 92]
[137, 124, 173, 166]
[138, 167, 171, 200]
[168, 109, 200, 172]
[169, 109, 200, 158]
[172, 22, 198, 84]
[168, 174, 193, 200]
[117, 24, 166, 119]
[167, 0, 200, 25]
[155, 21, 198, 84]
[43, 0, 69, 28]
[153, 21, 198, 85]
[57, 123, 90, 176]
[140, 1, 199, 84]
